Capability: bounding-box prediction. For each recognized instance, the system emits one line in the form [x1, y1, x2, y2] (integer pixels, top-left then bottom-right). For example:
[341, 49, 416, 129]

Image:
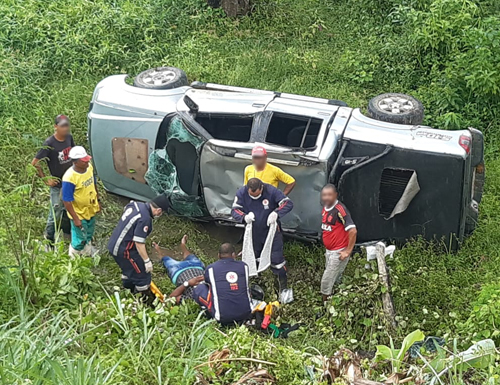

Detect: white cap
[69, 146, 92, 161]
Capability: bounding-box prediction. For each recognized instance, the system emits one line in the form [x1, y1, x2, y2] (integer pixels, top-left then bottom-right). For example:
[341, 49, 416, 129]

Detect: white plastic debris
[364, 243, 396, 261]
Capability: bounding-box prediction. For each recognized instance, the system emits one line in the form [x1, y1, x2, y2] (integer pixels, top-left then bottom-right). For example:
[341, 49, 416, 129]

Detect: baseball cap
[55, 114, 70, 126]
[251, 146, 267, 157]
[151, 194, 170, 212]
[69, 146, 92, 162]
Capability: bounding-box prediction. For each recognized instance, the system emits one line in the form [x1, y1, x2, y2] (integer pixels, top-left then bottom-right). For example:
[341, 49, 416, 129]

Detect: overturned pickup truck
[88, 66, 485, 245]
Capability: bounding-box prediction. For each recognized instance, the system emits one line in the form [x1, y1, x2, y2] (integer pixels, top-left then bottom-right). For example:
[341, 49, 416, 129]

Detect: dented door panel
[200, 141, 326, 234]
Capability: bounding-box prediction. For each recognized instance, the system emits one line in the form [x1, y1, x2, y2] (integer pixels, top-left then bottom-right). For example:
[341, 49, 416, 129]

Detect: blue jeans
[45, 186, 65, 241]
[162, 254, 204, 284]
[70, 217, 96, 251]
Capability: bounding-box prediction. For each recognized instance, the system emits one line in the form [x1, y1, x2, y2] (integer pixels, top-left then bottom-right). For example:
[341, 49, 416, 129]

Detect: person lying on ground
[107, 194, 170, 304]
[62, 146, 100, 257]
[231, 178, 294, 303]
[31, 114, 74, 247]
[320, 184, 357, 303]
[244, 146, 296, 195]
[194, 243, 253, 326]
[155, 235, 205, 304]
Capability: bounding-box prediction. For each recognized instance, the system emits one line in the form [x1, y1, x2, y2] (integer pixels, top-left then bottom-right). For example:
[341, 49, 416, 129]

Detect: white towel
[242, 221, 277, 276]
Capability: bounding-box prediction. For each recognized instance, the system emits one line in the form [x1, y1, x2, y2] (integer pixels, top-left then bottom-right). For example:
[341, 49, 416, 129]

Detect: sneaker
[69, 245, 81, 258]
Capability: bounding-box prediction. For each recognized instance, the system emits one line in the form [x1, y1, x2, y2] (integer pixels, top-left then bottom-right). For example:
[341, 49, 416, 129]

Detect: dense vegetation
[1, 0, 499, 383]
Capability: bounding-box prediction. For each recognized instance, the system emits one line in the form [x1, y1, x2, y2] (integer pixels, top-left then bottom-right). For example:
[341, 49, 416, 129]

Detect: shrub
[462, 281, 500, 344]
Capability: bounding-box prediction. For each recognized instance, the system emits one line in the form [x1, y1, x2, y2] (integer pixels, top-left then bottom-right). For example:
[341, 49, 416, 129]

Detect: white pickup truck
[88, 66, 485, 246]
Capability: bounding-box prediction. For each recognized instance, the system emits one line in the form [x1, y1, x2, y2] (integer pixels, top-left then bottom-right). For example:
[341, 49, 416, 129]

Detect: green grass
[1, 0, 500, 383]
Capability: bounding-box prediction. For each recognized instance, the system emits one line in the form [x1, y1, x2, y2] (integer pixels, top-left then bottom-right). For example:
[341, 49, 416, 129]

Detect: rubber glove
[144, 259, 153, 273]
[267, 211, 278, 226]
[245, 212, 255, 224]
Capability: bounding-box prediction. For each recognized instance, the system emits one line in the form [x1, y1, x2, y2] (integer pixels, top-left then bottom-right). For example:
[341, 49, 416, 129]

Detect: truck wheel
[133, 67, 188, 90]
[368, 93, 424, 125]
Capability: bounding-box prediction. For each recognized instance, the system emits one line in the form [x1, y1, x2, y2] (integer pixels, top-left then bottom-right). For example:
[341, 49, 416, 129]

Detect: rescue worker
[320, 184, 357, 303]
[193, 243, 252, 326]
[32, 114, 74, 246]
[155, 235, 205, 304]
[244, 146, 296, 195]
[107, 194, 170, 302]
[62, 146, 100, 257]
[231, 178, 294, 302]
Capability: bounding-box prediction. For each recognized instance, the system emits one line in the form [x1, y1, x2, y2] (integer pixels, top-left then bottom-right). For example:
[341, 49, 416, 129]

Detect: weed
[0, 0, 499, 383]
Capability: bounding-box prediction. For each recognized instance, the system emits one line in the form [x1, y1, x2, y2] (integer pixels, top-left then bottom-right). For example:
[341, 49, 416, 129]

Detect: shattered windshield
[145, 116, 208, 217]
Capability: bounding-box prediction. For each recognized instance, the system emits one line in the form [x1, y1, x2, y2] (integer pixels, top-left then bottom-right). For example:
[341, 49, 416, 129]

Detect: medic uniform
[231, 183, 293, 282]
[320, 200, 356, 296]
[193, 258, 252, 326]
[108, 201, 153, 292]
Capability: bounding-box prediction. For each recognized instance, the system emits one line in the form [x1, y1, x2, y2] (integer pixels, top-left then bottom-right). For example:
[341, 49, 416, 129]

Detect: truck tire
[368, 93, 424, 125]
[133, 67, 188, 90]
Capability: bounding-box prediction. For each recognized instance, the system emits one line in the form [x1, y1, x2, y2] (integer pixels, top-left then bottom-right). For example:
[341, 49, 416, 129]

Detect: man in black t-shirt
[32, 115, 75, 245]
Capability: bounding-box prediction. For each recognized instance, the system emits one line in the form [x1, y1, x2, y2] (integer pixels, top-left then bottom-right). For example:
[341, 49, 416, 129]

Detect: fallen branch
[195, 357, 277, 369]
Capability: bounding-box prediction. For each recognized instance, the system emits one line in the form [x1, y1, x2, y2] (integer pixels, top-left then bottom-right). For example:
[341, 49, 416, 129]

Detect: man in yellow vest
[244, 146, 296, 195]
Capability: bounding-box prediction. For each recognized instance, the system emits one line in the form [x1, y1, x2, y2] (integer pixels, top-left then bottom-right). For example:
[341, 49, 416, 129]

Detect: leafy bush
[462, 281, 500, 344]
[32, 251, 99, 306]
[403, 0, 500, 129]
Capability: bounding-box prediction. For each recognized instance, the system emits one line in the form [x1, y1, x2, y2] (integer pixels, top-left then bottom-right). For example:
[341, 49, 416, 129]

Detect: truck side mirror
[183, 95, 199, 113]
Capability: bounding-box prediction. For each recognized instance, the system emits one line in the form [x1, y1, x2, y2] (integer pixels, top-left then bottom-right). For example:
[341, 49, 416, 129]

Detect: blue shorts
[162, 254, 205, 284]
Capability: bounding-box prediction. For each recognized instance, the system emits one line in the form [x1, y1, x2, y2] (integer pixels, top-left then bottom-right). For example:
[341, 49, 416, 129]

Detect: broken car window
[145, 116, 208, 217]
[195, 114, 253, 142]
[266, 113, 321, 149]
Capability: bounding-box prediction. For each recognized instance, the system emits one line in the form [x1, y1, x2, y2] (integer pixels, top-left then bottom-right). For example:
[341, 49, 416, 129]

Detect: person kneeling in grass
[62, 146, 100, 257]
[156, 235, 205, 304]
[158, 238, 252, 326]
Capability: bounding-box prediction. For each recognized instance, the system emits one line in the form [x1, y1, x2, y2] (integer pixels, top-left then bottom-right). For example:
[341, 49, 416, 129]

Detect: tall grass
[0, 0, 499, 383]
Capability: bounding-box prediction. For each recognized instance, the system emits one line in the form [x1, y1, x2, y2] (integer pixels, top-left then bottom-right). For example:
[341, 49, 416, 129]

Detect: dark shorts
[113, 250, 151, 291]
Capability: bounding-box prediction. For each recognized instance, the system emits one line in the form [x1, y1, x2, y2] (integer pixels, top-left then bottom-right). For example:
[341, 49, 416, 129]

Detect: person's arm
[169, 276, 204, 304]
[32, 147, 58, 186]
[283, 181, 296, 196]
[135, 243, 150, 262]
[340, 228, 357, 260]
[62, 181, 81, 227]
[31, 158, 46, 179]
[243, 166, 250, 185]
[274, 189, 294, 219]
[339, 205, 357, 260]
[276, 167, 296, 195]
[133, 216, 152, 262]
[231, 189, 247, 223]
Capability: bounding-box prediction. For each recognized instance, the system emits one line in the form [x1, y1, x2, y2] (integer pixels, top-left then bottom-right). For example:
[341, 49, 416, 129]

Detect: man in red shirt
[320, 184, 357, 302]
